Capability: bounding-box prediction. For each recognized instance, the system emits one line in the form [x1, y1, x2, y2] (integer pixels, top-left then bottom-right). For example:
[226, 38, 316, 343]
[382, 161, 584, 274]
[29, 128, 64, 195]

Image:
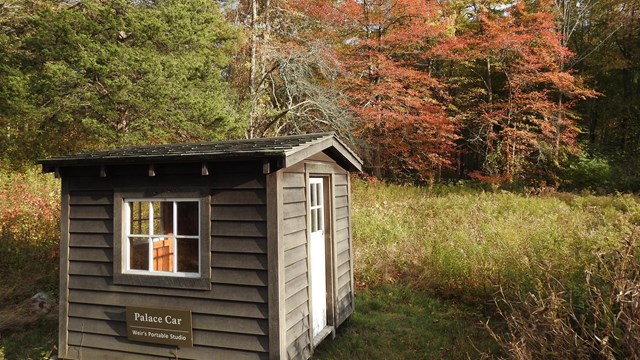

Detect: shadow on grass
[314, 285, 501, 360]
[0, 318, 57, 360]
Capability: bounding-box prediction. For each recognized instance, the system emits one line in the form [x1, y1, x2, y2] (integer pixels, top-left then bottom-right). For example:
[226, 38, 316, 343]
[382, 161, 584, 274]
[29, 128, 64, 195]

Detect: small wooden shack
[39, 132, 362, 360]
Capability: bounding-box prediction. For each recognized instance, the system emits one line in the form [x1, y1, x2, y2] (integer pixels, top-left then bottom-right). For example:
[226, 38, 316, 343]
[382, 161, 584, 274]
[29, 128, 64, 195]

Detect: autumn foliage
[334, 0, 459, 182]
[289, 0, 596, 185]
[0, 171, 60, 289]
[433, 0, 596, 185]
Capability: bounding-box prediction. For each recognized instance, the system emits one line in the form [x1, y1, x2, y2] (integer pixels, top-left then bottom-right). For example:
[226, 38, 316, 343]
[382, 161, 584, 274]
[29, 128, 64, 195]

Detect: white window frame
[123, 199, 201, 278]
[113, 188, 211, 290]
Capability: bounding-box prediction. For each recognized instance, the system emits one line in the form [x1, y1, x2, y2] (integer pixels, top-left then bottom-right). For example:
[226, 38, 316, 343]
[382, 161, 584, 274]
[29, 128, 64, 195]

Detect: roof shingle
[39, 132, 362, 172]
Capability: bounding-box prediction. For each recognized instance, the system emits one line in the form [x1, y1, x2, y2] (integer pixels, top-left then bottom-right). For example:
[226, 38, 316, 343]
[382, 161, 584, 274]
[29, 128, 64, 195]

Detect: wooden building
[39, 132, 363, 360]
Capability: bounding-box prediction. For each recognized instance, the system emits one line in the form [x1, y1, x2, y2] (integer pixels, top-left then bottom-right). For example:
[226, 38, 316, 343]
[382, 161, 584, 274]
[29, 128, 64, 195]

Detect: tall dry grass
[350, 178, 640, 359]
[352, 179, 639, 300]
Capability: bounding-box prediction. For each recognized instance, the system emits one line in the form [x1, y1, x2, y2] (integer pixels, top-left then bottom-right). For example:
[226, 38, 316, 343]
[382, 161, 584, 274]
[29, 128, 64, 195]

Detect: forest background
[1, 0, 640, 359]
[1, 0, 639, 190]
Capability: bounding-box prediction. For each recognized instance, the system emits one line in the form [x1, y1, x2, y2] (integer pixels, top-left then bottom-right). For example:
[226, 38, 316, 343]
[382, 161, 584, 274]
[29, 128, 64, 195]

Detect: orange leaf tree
[333, 0, 459, 183]
[433, 0, 596, 185]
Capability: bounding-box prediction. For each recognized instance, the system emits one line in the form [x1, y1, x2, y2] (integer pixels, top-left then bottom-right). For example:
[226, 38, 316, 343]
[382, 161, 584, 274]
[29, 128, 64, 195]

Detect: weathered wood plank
[213, 236, 267, 254]
[69, 261, 112, 276]
[210, 173, 266, 190]
[335, 217, 349, 232]
[69, 233, 112, 248]
[68, 317, 122, 336]
[285, 303, 309, 332]
[284, 273, 308, 298]
[334, 184, 348, 197]
[283, 188, 306, 204]
[283, 230, 306, 251]
[211, 268, 267, 287]
[195, 330, 269, 353]
[285, 288, 308, 313]
[68, 305, 269, 335]
[283, 202, 306, 220]
[69, 276, 267, 303]
[335, 195, 348, 209]
[306, 152, 337, 164]
[212, 190, 266, 205]
[69, 191, 113, 205]
[67, 333, 268, 360]
[193, 315, 268, 336]
[335, 206, 349, 221]
[334, 174, 348, 186]
[284, 244, 307, 268]
[336, 238, 350, 255]
[338, 271, 351, 290]
[70, 205, 113, 220]
[266, 169, 286, 360]
[69, 248, 112, 263]
[68, 289, 268, 319]
[337, 282, 351, 301]
[212, 253, 267, 270]
[68, 303, 123, 321]
[211, 205, 267, 221]
[283, 172, 305, 188]
[337, 261, 351, 280]
[283, 217, 306, 236]
[71, 319, 269, 352]
[212, 221, 267, 238]
[284, 259, 307, 284]
[335, 227, 349, 243]
[287, 336, 311, 360]
[286, 317, 310, 347]
[69, 219, 113, 234]
[337, 302, 353, 326]
[337, 248, 350, 267]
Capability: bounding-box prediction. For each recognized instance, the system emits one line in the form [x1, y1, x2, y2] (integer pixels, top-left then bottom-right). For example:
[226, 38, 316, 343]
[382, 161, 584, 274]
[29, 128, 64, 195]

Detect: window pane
[129, 237, 149, 270]
[129, 201, 149, 235]
[177, 202, 199, 236]
[153, 237, 174, 272]
[177, 238, 199, 273]
[152, 201, 174, 235]
[310, 184, 317, 206]
[311, 208, 317, 232]
[316, 184, 322, 206]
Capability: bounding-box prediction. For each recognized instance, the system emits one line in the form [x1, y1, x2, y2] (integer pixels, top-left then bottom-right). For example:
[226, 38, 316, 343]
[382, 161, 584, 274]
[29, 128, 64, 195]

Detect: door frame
[306, 174, 336, 347]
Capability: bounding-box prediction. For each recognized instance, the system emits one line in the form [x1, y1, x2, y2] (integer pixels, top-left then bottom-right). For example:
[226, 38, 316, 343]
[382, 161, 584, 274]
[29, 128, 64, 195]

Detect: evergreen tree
[0, 0, 242, 169]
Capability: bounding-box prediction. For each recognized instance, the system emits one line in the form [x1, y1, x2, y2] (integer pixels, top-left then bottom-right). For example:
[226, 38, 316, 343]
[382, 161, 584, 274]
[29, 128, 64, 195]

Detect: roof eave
[283, 135, 363, 172]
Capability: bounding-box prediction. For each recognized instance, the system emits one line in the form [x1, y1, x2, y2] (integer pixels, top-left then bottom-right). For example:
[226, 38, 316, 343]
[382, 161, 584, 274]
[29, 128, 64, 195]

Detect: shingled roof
[39, 132, 363, 173]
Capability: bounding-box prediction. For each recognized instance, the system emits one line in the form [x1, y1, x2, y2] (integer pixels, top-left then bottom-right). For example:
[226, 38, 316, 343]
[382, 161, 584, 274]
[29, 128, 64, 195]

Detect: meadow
[1, 171, 638, 359]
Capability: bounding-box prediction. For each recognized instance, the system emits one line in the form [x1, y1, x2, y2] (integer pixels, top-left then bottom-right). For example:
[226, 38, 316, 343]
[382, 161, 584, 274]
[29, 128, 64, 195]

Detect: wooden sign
[126, 306, 193, 347]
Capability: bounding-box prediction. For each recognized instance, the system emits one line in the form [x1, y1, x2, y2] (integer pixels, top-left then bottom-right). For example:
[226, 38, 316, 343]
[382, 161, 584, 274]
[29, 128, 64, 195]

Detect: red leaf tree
[433, 0, 596, 185]
[334, 0, 459, 183]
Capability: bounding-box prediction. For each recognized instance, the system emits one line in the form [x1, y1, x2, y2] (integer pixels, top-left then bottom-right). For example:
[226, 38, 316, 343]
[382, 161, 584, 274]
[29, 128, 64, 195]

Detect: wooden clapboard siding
[55, 147, 357, 360]
[66, 333, 268, 360]
[67, 317, 268, 352]
[281, 169, 311, 359]
[333, 173, 354, 329]
[279, 161, 356, 359]
[67, 305, 268, 335]
[61, 171, 272, 359]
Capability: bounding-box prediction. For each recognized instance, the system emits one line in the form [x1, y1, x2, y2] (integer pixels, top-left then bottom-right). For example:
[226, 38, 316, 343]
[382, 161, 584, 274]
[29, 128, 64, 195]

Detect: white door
[309, 177, 327, 338]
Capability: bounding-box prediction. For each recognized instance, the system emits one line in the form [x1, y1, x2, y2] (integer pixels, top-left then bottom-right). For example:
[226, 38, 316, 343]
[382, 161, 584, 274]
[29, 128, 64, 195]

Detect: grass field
[1, 171, 638, 359]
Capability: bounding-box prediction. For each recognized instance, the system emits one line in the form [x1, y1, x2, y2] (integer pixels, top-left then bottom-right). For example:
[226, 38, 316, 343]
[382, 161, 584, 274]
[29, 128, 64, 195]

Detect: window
[114, 189, 211, 289]
[125, 200, 200, 276]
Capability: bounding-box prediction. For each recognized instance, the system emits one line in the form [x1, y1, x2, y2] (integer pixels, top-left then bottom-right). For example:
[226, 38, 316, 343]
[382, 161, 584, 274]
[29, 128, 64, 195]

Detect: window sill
[114, 272, 211, 290]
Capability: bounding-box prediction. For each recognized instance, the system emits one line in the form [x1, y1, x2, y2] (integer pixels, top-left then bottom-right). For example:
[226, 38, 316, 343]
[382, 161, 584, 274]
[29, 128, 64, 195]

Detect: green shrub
[0, 168, 60, 301]
[562, 154, 613, 190]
